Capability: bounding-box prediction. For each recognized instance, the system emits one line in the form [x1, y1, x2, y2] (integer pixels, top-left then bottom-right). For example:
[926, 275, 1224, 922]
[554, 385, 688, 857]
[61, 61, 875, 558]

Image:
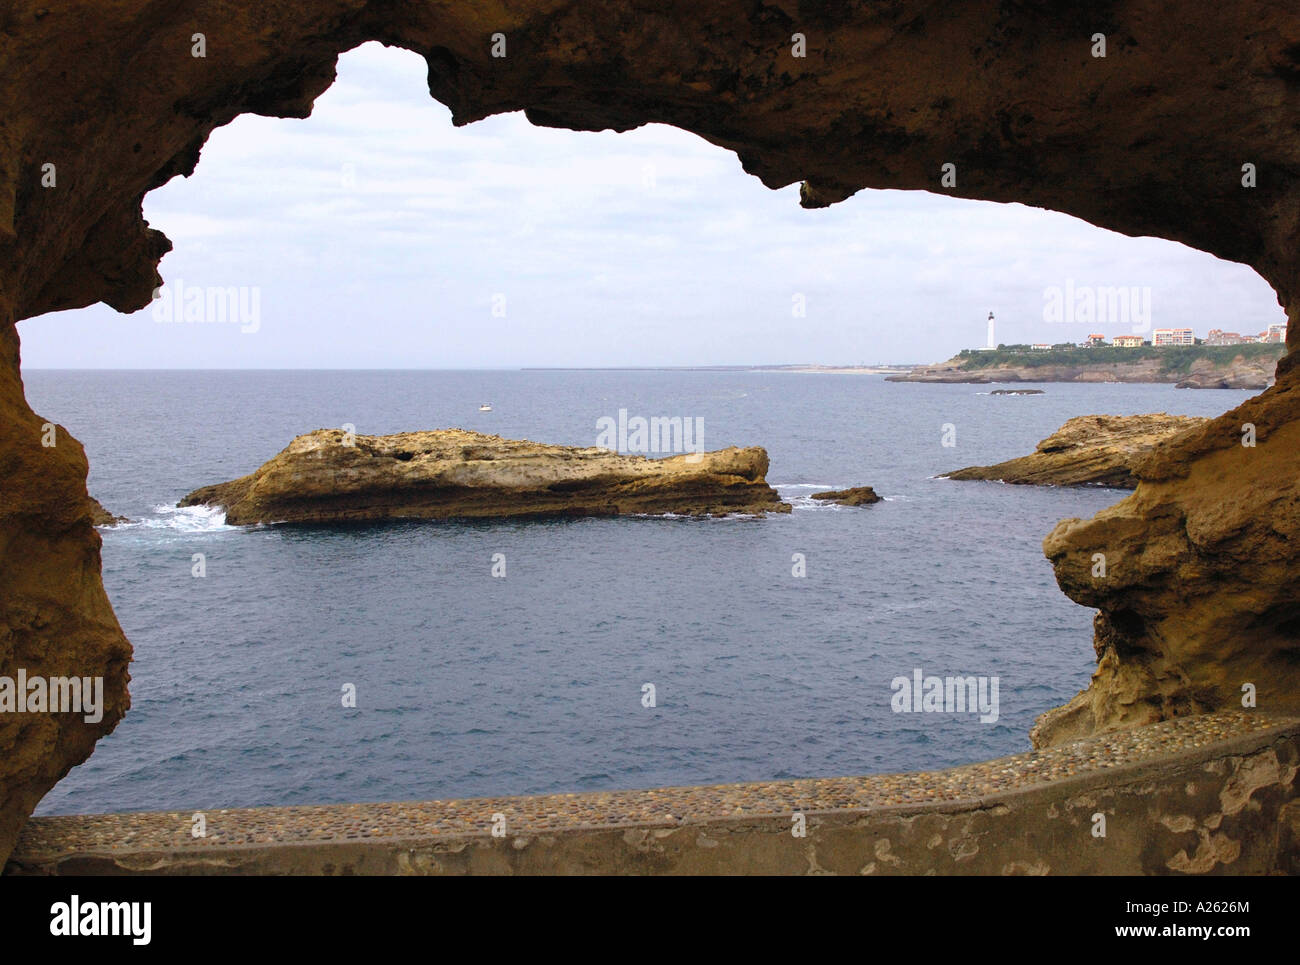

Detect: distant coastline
[887, 343, 1284, 388]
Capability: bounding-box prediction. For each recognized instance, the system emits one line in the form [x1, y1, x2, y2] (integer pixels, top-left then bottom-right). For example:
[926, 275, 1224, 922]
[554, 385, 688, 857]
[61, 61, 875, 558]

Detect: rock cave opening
[4, 5, 1299, 871]
[13, 42, 1289, 826]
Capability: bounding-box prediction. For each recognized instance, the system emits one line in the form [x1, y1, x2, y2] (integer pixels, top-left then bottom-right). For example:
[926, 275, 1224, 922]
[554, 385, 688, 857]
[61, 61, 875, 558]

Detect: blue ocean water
[21, 370, 1252, 815]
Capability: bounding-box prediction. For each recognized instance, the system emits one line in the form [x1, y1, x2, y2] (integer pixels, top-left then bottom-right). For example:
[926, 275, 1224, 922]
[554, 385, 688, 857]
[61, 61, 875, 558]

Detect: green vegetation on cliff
[955, 343, 1284, 373]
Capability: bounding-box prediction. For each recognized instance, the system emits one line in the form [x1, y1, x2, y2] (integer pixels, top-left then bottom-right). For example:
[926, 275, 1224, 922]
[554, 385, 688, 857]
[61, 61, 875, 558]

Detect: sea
[22, 370, 1253, 815]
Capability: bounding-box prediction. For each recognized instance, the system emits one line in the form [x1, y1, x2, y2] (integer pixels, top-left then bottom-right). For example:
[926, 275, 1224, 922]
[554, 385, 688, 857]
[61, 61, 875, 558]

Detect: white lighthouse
[987, 311, 996, 349]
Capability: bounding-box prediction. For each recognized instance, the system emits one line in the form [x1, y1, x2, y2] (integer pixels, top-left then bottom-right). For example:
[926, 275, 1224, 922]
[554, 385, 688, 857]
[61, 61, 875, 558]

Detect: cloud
[19, 42, 1286, 369]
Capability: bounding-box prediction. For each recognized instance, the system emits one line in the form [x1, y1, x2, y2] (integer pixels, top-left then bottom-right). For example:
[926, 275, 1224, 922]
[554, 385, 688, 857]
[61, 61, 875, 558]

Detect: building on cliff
[1153, 327, 1195, 346]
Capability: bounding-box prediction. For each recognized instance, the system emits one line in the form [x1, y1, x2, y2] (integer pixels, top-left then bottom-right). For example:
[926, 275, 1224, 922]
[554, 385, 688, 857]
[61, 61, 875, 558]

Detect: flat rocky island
[942, 413, 1205, 488]
[179, 428, 790, 524]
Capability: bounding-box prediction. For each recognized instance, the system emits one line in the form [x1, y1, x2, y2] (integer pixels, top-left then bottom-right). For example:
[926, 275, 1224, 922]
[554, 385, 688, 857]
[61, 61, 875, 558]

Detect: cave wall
[0, 321, 131, 863]
[2, 0, 1299, 864]
[1036, 330, 1300, 745]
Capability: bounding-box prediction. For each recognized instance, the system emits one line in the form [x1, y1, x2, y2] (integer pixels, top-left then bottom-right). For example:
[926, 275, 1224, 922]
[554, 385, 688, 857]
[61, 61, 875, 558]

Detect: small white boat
[479, 403, 492, 412]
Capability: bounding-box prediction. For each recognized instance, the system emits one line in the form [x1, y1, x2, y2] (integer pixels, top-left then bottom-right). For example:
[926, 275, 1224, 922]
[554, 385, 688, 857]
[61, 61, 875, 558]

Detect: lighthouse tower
[987, 311, 996, 349]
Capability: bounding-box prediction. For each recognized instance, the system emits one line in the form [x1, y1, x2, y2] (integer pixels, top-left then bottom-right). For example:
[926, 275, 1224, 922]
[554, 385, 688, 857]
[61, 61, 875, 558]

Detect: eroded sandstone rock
[88, 498, 129, 527]
[1033, 365, 1300, 746]
[810, 486, 881, 506]
[1174, 356, 1279, 389]
[0, 329, 132, 867]
[943, 414, 1205, 489]
[179, 428, 789, 523]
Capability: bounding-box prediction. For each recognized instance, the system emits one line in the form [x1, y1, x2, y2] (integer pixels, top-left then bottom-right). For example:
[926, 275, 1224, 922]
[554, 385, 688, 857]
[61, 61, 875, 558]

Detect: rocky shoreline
[888, 351, 1281, 388]
[942, 414, 1205, 488]
[179, 428, 791, 524]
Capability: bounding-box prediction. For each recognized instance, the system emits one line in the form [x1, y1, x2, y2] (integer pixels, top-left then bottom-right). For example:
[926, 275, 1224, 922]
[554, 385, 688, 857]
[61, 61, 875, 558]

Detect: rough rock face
[0, 328, 132, 867]
[179, 429, 789, 523]
[3, 0, 1300, 865]
[810, 486, 881, 506]
[1033, 374, 1300, 745]
[889, 353, 1282, 387]
[88, 498, 128, 527]
[943, 414, 1205, 489]
[1174, 356, 1280, 389]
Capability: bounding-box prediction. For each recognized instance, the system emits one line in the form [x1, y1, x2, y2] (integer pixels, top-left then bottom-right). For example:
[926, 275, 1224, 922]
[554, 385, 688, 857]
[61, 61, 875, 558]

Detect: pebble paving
[11, 711, 1295, 858]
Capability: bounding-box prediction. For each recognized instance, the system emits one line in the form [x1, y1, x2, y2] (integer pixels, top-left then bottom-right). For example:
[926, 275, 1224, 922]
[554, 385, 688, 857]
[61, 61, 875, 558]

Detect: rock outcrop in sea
[942, 415, 1206, 489]
[88, 498, 128, 527]
[810, 486, 881, 506]
[179, 429, 790, 524]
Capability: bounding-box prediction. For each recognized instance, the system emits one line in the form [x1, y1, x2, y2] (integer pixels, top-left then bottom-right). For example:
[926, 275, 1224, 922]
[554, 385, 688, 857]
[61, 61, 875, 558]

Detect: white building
[1152, 327, 1194, 346]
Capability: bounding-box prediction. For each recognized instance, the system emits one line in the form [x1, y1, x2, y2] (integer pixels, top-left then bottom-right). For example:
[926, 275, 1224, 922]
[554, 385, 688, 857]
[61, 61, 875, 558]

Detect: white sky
[19, 42, 1287, 369]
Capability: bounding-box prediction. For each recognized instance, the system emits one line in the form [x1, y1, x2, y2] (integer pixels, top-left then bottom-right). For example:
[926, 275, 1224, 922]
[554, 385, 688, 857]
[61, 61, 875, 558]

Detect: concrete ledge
[6, 712, 1298, 875]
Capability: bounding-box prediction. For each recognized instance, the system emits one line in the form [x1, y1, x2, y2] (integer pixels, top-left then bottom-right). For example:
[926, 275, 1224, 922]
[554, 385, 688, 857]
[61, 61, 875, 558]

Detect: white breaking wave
[785, 495, 843, 511]
[775, 484, 842, 511]
[131, 503, 233, 533]
[629, 511, 760, 521]
[774, 482, 894, 510]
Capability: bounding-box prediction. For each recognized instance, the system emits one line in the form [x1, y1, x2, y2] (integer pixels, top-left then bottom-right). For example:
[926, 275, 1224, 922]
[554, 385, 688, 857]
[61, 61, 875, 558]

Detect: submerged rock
[179, 428, 791, 524]
[990, 389, 1044, 395]
[941, 414, 1205, 489]
[810, 486, 881, 506]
